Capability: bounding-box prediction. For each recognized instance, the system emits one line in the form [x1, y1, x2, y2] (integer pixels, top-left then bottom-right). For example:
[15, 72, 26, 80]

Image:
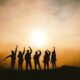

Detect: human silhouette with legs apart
[25, 47, 32, 70]
[17, 47, 25, 71]
[43, 50, 51, 70]
[51, 47, 56, 69]
[33, 50, 42, 70]
[4, 45, 18, 70]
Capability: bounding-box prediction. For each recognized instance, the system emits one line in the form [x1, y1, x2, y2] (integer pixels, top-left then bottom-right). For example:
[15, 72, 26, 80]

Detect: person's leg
[54, 62, 56, 69]
[35, 63, 37, 70]
[44, 63, 46, 70]
[11, 62, 13, 70]
[38, 62, 41, 70]
[34, 62, 36, 70]
[12, 62, 15, 70]
[19, 62, 21, 70]
[12, 61, 15, 70]
[18, 62, 19, 70]
[29, 62, 32, 70]
[52, 63, 54, 69]
[21, 61, 24, 71]
[47, 63, 49, 70]
[26, 62, 28, 70]
[21, 63, 22, 71]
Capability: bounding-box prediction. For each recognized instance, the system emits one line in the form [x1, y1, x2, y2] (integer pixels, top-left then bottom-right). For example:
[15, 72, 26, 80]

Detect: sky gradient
[0, 0, 80, 68]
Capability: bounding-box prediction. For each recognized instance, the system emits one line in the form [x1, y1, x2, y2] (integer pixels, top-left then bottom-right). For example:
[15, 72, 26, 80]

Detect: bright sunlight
[30, 29, 48, 48]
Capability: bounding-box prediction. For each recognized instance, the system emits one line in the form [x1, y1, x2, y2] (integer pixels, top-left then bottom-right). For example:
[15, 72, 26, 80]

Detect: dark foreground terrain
[0, 66, 80, 80]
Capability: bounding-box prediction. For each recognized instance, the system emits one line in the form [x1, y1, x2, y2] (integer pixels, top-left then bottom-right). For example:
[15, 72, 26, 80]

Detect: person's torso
[11, 54, 16, 61]
[25, 53, 31, 60]
[34, 55, 39, 62]
[18, 54, 23, 61]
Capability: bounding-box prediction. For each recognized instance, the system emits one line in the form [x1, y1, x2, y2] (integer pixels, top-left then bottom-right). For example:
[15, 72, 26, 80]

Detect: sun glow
[30, 29, 48, 48]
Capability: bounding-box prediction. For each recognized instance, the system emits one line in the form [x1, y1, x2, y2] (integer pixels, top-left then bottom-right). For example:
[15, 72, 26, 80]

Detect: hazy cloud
[44, 0, 80, 20]
[0, 0, 8, 5]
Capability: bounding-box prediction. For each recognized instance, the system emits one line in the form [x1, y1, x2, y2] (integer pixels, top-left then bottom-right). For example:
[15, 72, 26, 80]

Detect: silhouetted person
[33, 50, 42, 70]
[25, 47, 32, 70]
[51, 47, 56, 69]
[4, 45, 18, 70]
[17, 47, 25, 71]
[43, 50, 51, 70]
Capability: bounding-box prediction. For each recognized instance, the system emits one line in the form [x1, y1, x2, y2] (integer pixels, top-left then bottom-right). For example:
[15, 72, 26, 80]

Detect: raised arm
[3, 55, 11, 61]
[15, 45, 18, 54]
[23, 47, 25, 55]
[38, 50, 42, 56]
[47, 50, 51, 55]
[29, 47, 32, 54]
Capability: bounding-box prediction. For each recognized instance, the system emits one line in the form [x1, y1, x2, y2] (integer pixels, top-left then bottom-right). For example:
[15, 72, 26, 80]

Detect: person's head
[35, 51, 38, 55]
[27, 50, 29, 53]
[53, 47, 55, 50]
[45, 51, 47, 55]
[11, 50, 14, 55]
[19, 51, 22, 55]
[52, 51, 55, 55]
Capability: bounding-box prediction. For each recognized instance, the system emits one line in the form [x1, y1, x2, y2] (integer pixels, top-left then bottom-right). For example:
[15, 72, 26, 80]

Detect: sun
[30, 29, 48, 48]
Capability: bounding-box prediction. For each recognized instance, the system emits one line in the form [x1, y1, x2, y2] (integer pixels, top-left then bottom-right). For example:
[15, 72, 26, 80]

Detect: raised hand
[38, 50, 42, 55]
[47, 50, 51, 55]
[15, 45, 18, 54]
[23, 47, 25, 54]
[38, 50, 41, 52]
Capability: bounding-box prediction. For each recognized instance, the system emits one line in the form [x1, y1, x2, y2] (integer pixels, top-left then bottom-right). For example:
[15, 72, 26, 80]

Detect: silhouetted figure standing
[43, 50, 51, 70]
[51, 47, 56, 69]
[25, 47, 32, 70]
[17, 47, 25, 71]
[4, 45, 18, 70]
[33, 50, 42, 70]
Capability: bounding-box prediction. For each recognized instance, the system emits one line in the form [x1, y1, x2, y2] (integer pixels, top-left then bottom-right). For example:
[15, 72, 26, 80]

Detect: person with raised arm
[51, 47, 56, 69]
[43, 50, 51, 70]
[4, 45, 18, 70]
[33, 50, 42, 70]
[17, 47, 25, 71]
[25, 47, 32, 70]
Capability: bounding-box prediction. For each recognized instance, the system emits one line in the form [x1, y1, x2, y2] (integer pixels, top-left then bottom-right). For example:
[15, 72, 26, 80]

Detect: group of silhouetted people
[4, 46, 56, 71]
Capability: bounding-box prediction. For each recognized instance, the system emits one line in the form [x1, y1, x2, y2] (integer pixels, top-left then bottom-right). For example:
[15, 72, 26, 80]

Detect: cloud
[44, 0, 80, 21]
[0, 0, 8, 5]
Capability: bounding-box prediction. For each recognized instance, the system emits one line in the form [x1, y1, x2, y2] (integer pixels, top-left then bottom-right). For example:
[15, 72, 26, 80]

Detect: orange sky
[0, 0, 80, 68]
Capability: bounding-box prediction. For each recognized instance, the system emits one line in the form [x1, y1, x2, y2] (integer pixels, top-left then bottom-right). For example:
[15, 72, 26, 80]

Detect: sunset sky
[0, 0, 80, 69]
